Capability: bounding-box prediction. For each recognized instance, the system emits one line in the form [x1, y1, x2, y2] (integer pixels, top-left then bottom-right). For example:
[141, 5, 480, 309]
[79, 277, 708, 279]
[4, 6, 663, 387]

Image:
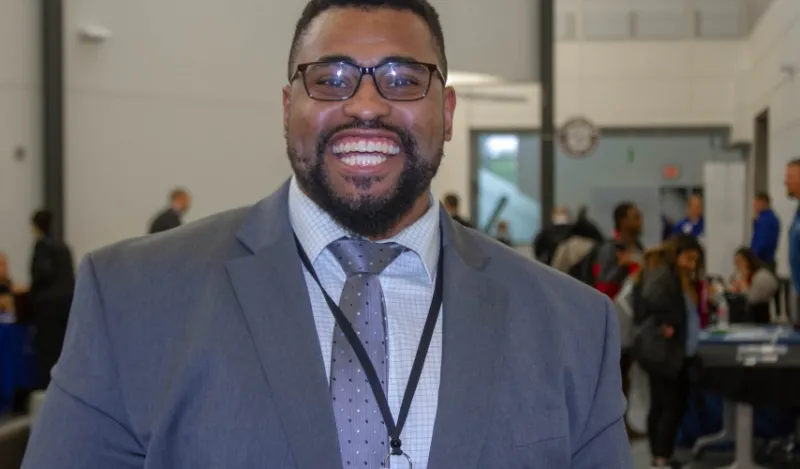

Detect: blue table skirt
[679, 325, 800, 446]
[0, 323, 36, 413]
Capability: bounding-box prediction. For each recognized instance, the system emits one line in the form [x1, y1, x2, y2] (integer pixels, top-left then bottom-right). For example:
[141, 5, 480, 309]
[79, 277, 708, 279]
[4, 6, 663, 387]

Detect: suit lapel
[226, 182, 342, 469]
[427, 216, 510, 469]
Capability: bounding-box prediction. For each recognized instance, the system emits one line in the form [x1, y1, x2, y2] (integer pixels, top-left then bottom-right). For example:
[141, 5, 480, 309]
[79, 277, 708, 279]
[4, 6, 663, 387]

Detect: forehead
[297, 8, 439, 66]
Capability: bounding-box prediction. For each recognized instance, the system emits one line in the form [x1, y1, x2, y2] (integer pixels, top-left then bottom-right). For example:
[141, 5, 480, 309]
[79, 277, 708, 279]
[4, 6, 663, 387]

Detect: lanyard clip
[383, 450, 412, 469]
[390, 438, 403, 455]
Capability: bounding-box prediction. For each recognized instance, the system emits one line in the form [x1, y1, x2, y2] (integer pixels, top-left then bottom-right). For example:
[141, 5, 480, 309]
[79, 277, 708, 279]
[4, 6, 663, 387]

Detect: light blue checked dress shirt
[288, 177, 442, 468]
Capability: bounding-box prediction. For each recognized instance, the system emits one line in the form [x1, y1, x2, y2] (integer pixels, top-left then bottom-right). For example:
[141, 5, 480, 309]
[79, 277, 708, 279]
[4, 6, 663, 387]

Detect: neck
[689, 215, 701, 223]
[369, 193, 431, 241]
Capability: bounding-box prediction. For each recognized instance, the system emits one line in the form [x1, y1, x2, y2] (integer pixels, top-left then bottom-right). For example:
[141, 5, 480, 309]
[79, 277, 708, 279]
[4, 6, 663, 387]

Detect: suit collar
[229, 181, 342, 469]
[231, 181, 505, 469]
[440, 209, 488, 270]
[428, 219, 508, 468]
[234, 178, 487, 265]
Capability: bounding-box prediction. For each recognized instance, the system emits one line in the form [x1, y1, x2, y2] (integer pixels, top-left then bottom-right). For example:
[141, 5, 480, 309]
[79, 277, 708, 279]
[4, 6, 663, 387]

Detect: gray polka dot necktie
[328, 238, 405, 469]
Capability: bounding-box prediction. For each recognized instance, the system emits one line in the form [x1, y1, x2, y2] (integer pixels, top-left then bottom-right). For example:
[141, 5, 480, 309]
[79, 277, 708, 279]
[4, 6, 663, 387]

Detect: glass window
[474, 134, 541, 245]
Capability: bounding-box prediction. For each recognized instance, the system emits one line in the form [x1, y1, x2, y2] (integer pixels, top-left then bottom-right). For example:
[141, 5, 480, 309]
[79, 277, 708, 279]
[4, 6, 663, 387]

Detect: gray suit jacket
[23, 182, 632, 469]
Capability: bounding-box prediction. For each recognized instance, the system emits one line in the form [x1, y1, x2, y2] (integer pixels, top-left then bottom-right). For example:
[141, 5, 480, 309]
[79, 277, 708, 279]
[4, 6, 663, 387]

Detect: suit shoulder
[91, 206, 250, 273]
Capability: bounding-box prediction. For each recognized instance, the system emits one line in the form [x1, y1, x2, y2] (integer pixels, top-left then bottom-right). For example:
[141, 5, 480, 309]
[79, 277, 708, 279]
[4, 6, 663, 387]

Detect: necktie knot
[328, 238, 405, 276]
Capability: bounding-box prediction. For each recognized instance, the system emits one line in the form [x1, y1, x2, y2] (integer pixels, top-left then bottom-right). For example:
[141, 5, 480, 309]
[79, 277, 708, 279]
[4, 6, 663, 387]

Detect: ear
[282, 85, 292, 138]
[443, 86, 457, 142]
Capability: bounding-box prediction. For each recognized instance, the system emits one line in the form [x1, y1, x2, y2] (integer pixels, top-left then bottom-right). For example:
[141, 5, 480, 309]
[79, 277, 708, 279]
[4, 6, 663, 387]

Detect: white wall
[0, 0, 40, 284]
[732, 0, 800, 277]
[435, 40, 743, 215]
[431, 0, 539, 81]
[63, 0, 545, 259]
[60, 2, 746, 259]
[64, 0, 305, 259]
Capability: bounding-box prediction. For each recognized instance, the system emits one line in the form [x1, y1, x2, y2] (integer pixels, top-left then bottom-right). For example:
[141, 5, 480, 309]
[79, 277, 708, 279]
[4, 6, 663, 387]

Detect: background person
[148, 188, 192, 234]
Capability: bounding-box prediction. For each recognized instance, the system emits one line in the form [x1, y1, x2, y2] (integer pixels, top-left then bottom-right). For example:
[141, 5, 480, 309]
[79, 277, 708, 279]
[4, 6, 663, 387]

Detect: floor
[632, 440, 737, 468]
[627, 363, 738, 468]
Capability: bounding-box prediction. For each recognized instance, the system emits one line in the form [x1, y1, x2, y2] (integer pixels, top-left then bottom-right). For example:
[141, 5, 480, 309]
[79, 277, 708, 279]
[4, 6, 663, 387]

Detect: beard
[288, 119, 442, 238]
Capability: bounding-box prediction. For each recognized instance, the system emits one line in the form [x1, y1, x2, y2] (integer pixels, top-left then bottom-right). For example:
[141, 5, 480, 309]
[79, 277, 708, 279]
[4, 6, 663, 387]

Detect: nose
[342, 75, 391, 121]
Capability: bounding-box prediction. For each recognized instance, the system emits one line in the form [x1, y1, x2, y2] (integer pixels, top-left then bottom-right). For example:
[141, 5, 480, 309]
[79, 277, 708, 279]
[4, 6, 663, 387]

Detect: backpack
[566, 243, 601, 285]
[534, 224, 573, 265]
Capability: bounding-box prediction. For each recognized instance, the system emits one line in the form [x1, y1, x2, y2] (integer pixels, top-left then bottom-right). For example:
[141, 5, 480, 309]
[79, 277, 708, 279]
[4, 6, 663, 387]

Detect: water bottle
[715, 290, 730, 330]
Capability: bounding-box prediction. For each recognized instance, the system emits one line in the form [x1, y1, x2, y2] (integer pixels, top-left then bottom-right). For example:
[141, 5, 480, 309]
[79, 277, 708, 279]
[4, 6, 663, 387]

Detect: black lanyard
[294, 234, 444, 457]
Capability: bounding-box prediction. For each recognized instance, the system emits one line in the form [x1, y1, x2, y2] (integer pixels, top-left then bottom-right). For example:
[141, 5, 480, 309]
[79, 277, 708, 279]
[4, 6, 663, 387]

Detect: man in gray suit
[23, 1, 633, 468]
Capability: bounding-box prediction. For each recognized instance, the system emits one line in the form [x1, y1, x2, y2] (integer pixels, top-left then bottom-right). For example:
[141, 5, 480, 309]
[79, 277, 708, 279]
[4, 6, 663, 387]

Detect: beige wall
[2, 1, 769, 265]
[64, 0, 305, 259]
[732, 0, 800, 276]
[0, 0, 40, 284]
[436, 40, 743, 215]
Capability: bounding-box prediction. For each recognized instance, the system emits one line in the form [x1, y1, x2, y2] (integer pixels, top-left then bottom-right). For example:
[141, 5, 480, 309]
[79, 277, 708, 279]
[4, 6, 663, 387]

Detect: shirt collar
[288, 177, 440, 281]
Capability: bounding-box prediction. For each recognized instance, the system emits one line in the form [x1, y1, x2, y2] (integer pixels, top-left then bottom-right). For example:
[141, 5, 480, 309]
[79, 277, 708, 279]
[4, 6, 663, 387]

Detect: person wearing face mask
[532, 206, 574, 264]
[23, 2, 632, 468]
[632, 235, 704, 469]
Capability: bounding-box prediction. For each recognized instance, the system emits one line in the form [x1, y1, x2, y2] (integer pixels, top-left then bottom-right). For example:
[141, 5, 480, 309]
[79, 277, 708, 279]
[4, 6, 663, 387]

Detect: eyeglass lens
[303, 62, 432, 101]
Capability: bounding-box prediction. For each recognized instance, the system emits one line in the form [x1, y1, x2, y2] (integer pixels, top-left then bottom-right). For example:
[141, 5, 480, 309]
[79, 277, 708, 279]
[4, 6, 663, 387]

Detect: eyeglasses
[291, 61, 445, 102]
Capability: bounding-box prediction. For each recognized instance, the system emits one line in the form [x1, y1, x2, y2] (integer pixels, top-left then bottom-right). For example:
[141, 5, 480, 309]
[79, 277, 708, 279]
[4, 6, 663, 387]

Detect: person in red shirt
[594, 202, 644, 439]
[595, 202, 644, 300]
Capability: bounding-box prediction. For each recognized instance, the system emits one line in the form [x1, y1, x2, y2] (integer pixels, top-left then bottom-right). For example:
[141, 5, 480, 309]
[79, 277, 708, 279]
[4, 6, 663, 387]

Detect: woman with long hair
[635, 234, 704, 468]
[731, 247, 778, 324]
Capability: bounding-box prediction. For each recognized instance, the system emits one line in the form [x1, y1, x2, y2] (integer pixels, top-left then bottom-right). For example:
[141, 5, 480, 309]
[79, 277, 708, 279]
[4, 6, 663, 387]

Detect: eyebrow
[315, 54, 423, 66]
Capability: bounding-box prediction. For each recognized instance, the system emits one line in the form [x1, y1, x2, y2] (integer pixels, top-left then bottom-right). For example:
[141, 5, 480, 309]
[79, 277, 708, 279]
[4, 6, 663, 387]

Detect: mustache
[316, 119, 418, 157]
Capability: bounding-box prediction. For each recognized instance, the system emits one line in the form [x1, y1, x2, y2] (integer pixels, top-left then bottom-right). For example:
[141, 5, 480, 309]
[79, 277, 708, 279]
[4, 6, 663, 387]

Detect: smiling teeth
[340, 154, 388, 167]
[333, 140, 400, 155]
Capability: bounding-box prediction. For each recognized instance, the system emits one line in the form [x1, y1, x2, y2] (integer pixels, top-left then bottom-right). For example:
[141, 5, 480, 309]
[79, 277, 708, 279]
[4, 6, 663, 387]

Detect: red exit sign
[662, 165, 681, 180]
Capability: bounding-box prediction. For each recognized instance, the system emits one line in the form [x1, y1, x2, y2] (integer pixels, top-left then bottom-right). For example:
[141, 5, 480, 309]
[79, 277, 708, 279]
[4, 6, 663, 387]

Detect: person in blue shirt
[750, 192, 781, 269]
[671, 193, 704, 238]
[786, 160, 800, 318]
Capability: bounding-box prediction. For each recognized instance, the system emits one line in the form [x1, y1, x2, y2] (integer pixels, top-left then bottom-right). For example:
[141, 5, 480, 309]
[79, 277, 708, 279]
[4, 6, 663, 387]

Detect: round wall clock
[560, 117, 599, 157]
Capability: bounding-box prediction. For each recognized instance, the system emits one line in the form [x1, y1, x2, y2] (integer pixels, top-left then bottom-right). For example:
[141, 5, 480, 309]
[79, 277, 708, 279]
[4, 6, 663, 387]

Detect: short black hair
[32, 209, 53, 237]
[789, 158, 800, 168]
[755, 191, 771, 204]
[443, 193, 459, 208]
[288, 0, 448, 81]
[613, 202, 635, 230]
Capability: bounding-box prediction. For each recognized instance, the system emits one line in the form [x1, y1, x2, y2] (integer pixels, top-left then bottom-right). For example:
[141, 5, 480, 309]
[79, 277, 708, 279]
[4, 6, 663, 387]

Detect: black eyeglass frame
[290, 60, 446, 102]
